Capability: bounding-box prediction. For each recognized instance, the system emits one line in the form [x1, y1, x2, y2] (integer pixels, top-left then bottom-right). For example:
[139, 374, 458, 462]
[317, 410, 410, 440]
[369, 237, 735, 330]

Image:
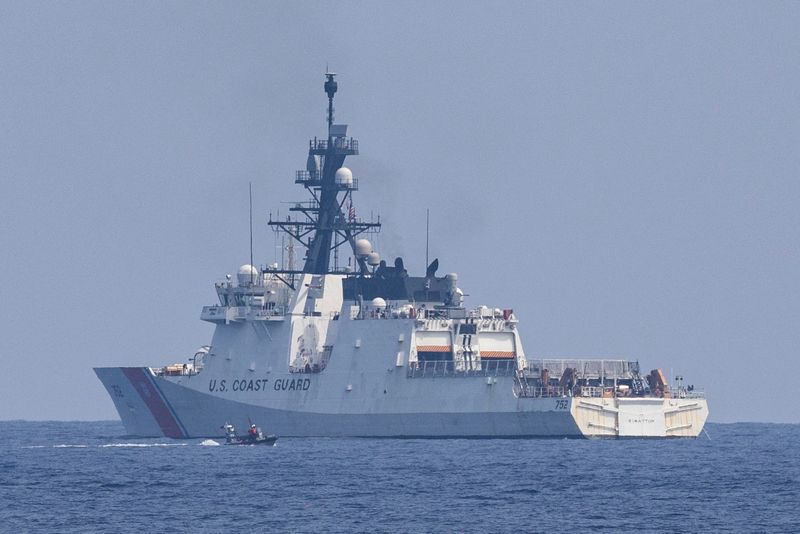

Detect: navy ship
[95, 73, 708, 438]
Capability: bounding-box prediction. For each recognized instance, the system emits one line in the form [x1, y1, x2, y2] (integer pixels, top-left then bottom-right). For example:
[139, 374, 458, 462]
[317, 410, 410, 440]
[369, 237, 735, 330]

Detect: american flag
[348, 201, 355, 222]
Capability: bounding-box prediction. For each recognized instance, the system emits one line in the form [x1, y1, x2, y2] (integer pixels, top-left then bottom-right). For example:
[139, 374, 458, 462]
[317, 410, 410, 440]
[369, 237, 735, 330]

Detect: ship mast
[325, 71, 336, 134]
[269, 72, 380, 276]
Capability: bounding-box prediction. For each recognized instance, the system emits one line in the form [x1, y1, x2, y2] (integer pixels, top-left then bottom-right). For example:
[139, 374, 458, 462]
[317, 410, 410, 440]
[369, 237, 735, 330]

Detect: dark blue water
[1, 421, 798, 533]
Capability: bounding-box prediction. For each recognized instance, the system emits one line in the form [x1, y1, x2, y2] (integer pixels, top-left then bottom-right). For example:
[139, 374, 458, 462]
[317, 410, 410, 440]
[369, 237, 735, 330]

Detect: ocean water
[1, 421, 798, 533]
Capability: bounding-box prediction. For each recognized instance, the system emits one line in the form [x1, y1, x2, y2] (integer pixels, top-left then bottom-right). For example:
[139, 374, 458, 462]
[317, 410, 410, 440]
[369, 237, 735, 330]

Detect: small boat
[221, 423, 277, 446]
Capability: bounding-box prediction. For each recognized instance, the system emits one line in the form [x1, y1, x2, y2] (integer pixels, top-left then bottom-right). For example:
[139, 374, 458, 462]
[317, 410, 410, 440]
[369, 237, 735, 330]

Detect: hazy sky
[1, 2, 798, 423]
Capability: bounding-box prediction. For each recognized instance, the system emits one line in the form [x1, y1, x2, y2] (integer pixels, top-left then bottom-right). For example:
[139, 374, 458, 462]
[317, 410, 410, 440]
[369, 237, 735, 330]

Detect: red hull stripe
[122, 367, 186, 438]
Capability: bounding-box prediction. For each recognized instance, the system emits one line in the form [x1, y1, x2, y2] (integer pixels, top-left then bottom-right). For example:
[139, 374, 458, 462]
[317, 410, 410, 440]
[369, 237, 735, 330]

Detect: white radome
[335, 167, 353, 186]
[367, 252, 381, 266]
[237, 264, 259, 286]
[355, 239, 372, 258]
[371, 297, 387, 309]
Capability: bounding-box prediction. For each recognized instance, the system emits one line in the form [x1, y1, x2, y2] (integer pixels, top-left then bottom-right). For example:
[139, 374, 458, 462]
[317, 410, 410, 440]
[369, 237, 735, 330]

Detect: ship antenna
[249, 181, 254, 285]
[425, 208, 430, 272]
[324, 70, 337, 135]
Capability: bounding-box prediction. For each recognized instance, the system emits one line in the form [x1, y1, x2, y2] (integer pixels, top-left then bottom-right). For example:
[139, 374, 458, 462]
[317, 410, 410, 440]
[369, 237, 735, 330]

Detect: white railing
[153, 365, 197, 377]
[671, 388, 706, 399]
[407, 359, 517, 378]
[527, 359, 637, 380]
[513, 384, 571, 398]
[201, 305, 288, 321]
[514, 382, 706, 400]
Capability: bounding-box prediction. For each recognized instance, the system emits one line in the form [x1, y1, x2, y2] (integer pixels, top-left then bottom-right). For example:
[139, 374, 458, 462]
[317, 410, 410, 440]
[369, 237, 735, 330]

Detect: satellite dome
[238, 264, 258, 276]
[335, 167, 353, 186]
[371, 297, 387, 309]
[355, 239, 372, 258]
[367, 252, 381, 266]
[237, 264, 259, 286]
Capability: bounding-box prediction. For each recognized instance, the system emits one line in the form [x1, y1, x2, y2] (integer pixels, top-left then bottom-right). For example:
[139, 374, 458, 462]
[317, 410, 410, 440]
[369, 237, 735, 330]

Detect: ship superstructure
[95, 74, 708, 438]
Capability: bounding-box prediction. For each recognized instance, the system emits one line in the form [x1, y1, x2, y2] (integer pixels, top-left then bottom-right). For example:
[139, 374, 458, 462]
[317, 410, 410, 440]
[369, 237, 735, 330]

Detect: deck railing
[514, 381, 706, 399]
[407, 359, 517, 378]
[527, 359, 637, 380]
[512, 384, 571, 398]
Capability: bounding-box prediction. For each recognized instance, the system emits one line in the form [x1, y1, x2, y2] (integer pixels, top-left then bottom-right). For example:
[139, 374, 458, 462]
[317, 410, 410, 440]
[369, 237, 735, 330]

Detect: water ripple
[0, 421, 798, 533]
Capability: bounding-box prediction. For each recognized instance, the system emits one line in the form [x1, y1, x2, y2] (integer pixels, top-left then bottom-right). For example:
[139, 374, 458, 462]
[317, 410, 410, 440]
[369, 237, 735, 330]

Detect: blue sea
[1, 421, 798, 533]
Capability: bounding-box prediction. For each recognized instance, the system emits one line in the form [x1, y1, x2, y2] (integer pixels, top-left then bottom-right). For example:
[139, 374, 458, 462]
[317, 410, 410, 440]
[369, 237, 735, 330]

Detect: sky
[0, 2, 798, 423]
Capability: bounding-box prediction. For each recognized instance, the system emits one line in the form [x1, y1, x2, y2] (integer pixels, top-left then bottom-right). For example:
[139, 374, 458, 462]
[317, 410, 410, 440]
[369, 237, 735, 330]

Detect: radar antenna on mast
[324, 70, 337, 134]
[268, 71, 381, 277]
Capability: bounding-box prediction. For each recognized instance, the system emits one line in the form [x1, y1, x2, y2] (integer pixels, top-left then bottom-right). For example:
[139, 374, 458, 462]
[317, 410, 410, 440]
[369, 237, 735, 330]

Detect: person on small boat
[248, 424, 258, 441]
[221, 423, 237, 443]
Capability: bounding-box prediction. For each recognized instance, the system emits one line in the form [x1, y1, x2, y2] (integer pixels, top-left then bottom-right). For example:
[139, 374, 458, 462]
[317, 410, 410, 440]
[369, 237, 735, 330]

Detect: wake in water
[22, 443, 191, 449]
[99, 443, 187, 448]
[21, 445, 89, 449]
[21, 439, 256, 449]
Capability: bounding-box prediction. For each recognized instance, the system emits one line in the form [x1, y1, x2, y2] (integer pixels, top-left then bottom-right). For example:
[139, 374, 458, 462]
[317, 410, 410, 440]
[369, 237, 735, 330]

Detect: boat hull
[94, 367, 708, 438]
